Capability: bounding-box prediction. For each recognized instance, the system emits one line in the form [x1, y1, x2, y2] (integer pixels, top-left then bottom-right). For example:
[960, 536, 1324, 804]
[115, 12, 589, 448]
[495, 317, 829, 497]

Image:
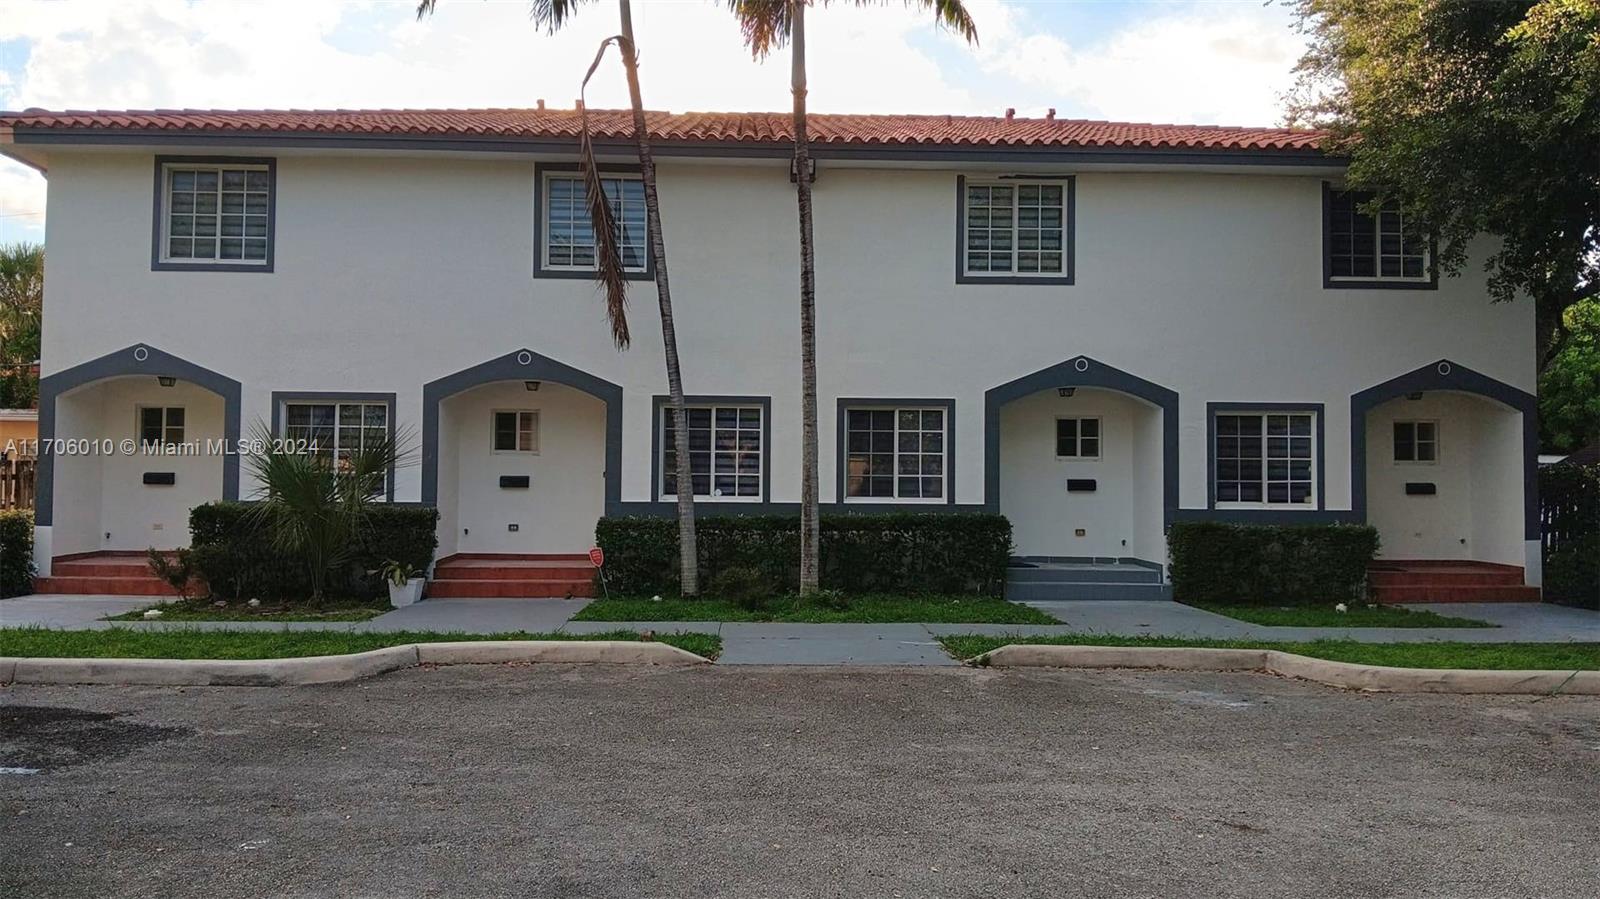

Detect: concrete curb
[973, 644, 1600, 695]
[0, 640, 710, 687]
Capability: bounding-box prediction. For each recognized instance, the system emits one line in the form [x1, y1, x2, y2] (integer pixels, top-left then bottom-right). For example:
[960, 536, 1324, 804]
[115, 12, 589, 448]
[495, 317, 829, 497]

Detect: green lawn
[938, 634, 1600, 671]
[572, 594, 1058, 624]
[107, 600, 388, 623]
[1187, 602, 1495, 628]
[0, 627, 722, 661]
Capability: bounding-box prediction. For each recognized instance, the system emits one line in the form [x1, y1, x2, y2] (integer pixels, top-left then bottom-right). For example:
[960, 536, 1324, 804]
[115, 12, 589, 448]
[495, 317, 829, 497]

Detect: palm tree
[417, 0, 701, 595]
[724, 0, 977, 593]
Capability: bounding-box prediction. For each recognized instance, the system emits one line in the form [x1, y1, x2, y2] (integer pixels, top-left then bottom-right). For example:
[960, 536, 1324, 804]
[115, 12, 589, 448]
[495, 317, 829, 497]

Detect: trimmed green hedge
[188, 502, 439, 601]
[0, 509, 32, 598]
[1168, 521, 1379, 605]
[595, 513, 1013, 597]
[1540, 463, 1598, 609]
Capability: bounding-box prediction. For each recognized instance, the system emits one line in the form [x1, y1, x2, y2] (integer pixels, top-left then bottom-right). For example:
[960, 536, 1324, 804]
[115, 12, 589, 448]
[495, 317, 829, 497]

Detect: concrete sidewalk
[4, 594, 1597, 667]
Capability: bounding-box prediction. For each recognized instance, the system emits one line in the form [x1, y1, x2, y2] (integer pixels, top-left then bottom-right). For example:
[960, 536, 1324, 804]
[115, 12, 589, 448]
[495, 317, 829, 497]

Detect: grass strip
[938, 634, 1600, 671]
[1186, 602, 1495, 629]
[0, 627, 721, 661]
[573, 594, 1057, 624]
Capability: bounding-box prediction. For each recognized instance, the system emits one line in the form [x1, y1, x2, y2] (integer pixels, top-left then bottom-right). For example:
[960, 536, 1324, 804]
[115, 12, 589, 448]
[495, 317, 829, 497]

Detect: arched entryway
[34, 344, 241, 573]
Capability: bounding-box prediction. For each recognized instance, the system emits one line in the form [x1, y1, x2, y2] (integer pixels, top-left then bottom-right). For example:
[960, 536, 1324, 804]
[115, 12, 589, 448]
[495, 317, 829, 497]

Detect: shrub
[595, 512, 1012, 597]
[188, 502, 438, 601]
[1168, 521, 1379, 605]
[0, 509, 32, 597]
[1544, 534, 1598, 610]
[704, 564, 779, 611]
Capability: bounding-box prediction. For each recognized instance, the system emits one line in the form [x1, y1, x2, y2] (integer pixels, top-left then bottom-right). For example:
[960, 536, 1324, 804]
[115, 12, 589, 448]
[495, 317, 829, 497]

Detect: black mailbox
[1405, 482, 1437, 496]
[499, 475, 530, 489]
[1066, 479, 1097, 493]
[143, 472, 176, 486]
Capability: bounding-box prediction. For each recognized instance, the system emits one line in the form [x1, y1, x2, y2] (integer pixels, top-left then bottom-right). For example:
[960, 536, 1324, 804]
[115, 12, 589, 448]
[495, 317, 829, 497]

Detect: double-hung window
[1393, 421, 1438, 463]
[1214, 411, 1316, 507]
[156, 159, 274, 269]
[1325, 188, 1430, 286]
[660, 405, 763, 500]
[493, 411, 540, 453]
[1055, 417, 1100, 459]
[844, 407, 946, 501]
[960, 177, 1072, 282]
[540, 169, 648, 275]
[282, 401, 390, 475]
[138, 407, 185, 447]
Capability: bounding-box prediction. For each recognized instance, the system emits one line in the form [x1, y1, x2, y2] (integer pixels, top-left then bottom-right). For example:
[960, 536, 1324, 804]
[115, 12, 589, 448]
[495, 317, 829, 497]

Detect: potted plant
[379, 560, 426, 608]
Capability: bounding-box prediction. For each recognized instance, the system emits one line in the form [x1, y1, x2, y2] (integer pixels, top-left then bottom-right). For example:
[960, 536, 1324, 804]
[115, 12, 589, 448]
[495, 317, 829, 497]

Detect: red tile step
[1368, 561, 1538, 604]
[34, 553, 178, 596]
[426, 554, 596, 599]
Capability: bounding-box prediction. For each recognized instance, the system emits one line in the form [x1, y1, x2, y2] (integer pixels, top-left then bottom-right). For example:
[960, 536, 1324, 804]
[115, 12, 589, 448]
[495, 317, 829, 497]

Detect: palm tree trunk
[790, 0, 821, 595]
[618, 0, 699, 595]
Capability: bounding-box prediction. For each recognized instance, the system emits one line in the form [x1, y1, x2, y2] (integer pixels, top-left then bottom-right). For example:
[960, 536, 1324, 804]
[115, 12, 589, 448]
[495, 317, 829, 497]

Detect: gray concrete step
[1006, 565, 1163, 584]
[1006, 581, 1173, 602]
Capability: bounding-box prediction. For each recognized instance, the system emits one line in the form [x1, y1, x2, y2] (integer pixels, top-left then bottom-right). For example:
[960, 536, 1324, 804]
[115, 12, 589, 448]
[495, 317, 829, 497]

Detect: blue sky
[0, 0, 1309, 244]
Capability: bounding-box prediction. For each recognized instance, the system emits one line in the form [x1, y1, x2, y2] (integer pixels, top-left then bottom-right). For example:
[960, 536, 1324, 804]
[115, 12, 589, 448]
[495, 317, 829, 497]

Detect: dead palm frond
[580, 36, 632, 350]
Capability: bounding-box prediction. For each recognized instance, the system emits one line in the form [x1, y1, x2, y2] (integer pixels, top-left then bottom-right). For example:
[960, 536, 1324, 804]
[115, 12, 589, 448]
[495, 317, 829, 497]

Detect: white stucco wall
[31, 147, 1537, 563]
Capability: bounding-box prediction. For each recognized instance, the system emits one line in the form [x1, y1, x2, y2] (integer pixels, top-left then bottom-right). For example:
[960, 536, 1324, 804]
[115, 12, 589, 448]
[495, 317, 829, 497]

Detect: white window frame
[137, 406, 186, 447]
[842, 406, 948, 503]
[1054, 416, 1102, 461]
[1393, 419, 1439, 465]
[1213, 410, 1318, 509]
[158, 162, 272, 266]
[961, 178, 1071, 280]
[492, 409, 540, 454]
[540, 171, 648, 274]
[658, 404, 764, 503]
[1326, 188, 1431, 284]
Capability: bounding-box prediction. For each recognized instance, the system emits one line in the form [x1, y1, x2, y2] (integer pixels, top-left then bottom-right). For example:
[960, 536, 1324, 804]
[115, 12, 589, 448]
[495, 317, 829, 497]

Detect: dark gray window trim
[649, 395, 772, 504]
[532, 162, 653, 282]
[270, 391, 398, 503]
[13, 128, 1337, 168]
[1320, 181, 1437, 291]
[1206, 402, 1327, 513]
[955, 174, 1076, 286]
[835, 398, 956, 505]
[34, 343, 242, 526]
[608, 501, 991, 517]
[151, 155, 277, 273]
[1350, 359, 1537, 540]
[421, 348, 623, 514]
[984, 355, 1179, 526]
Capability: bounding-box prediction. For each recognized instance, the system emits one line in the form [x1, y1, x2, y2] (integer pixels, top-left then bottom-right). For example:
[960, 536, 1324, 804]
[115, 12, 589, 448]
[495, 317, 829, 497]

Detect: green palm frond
[723, 0, 978, 57]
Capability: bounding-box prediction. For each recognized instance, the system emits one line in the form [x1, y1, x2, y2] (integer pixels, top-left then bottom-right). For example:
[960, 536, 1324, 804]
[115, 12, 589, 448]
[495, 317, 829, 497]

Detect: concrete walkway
[4, 594, 1598, 666]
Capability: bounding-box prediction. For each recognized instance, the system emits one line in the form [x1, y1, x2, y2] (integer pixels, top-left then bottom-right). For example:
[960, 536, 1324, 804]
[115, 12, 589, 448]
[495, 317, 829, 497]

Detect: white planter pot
[388, 577, 426, 608]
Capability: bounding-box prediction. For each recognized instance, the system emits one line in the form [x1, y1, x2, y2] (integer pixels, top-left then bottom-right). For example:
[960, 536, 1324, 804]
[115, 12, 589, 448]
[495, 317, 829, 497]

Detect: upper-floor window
[539, 169, 648, 277]
[958, 177, 1074, 284]
[155, 158, 275, 271]
[1324, 187, 1432, 288]
[1214, 410, 1317, 507]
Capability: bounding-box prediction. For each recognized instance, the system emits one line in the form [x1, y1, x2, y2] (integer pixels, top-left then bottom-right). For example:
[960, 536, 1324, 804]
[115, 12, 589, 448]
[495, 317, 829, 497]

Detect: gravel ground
[3, 665, 1598, 899]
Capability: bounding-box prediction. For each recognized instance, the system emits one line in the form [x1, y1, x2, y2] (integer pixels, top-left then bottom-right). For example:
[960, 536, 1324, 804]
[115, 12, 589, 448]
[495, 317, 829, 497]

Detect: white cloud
[0, 0, 1309, 239]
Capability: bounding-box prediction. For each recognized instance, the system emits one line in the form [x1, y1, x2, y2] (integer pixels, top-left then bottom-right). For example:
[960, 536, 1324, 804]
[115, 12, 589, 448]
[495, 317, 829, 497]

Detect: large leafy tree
[0, 242, 43, 409]
[417, 0, 702, 594]
[1540, 297, 1600, 451]
[724, 0, 977, 593]
[1288, 0, 1600, 369]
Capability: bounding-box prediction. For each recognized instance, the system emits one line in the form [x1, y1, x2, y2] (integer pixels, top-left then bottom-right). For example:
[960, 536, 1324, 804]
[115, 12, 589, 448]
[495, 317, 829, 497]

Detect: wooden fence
[0, 454, 36, 510]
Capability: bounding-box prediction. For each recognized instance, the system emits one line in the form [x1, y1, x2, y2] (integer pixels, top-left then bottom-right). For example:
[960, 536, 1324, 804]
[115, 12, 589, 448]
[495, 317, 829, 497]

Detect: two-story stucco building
[0, 107, 1540, 600]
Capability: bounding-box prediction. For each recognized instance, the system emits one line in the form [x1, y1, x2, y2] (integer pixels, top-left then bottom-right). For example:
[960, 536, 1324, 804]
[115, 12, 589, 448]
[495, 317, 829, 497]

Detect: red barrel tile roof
[0, 107, 1326, 152]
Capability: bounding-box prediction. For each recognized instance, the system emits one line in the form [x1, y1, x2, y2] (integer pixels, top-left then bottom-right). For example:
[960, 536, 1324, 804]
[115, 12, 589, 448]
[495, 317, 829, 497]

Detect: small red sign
[588, 547, 605, 568]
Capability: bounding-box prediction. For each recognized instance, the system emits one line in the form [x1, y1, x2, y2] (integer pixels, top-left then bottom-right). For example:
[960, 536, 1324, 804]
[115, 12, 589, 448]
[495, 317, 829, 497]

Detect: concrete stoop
[972, 644, 1600, 695]
[0, 640, 710, 687]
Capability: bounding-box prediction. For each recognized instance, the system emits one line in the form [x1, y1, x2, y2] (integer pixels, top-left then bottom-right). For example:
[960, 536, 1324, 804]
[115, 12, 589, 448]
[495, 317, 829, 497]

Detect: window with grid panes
[844, 408, 946, 500]
[544, 174, 647, 271]
[1214, 412, 1316, 506]
[963, 180, 1068, 277]
[1393, 421, 1437, 463]
[493, 411, 540, 453]
[138, 407, 185, 447]
[1327, 189, 1428, 281]
[660, 405, 762, 499]
[281, 402, 390, 490]
[162, 164, 271, 264]
[1055, 417, 1100, 458]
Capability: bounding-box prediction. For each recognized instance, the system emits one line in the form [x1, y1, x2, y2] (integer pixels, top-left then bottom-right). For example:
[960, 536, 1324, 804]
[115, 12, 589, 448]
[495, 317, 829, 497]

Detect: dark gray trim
[1320, 181, 1437, 290]
[609, 501, 990, 517]
[834, 398, 956, 505]
[532, 162, 652, 281]
[270, 391, 398, 502]
[1350, 359, 1538, 540]
[955, 174, 1076, 285]
[11, 127, 1338, 168]
[421, 349, 623, 513]
[1171, 507, 1359, 525]
[984, 356, 1179, 526]
[35, 344, 242, 526]
[649, 395, 773, 505]
[1205, 401, 1327, 513]
[150, 155, 276, 273]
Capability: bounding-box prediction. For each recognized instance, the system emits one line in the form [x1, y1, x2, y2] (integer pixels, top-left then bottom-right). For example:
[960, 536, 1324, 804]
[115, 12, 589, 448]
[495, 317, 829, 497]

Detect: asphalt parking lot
[3, 665, 1598, 898]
